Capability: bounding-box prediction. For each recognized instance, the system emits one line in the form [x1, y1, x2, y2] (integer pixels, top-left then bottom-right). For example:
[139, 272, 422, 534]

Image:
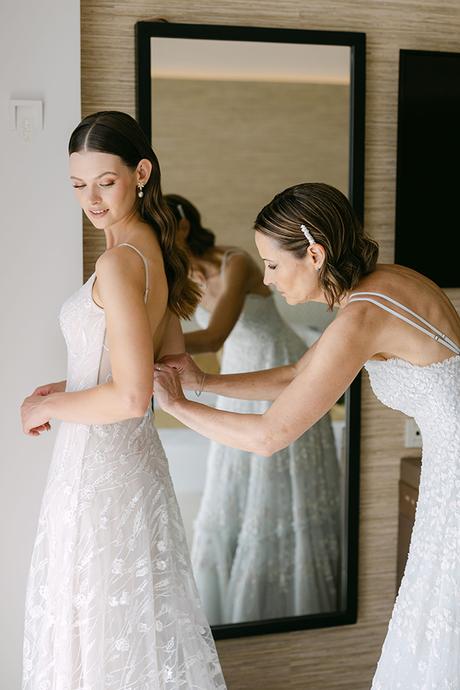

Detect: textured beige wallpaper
[81, 2, 460, 688]
[152, 78, 349, 256]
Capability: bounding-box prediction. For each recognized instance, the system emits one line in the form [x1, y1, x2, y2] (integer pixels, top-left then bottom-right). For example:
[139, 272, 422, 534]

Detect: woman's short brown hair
[254, 182, 379, 309]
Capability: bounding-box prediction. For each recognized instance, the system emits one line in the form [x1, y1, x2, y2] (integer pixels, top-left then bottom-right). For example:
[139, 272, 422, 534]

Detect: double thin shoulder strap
[220, 248, 247, 275]
[117, 243, 150, 303]
[348, 291, 460, 356]
[100, 243, 150, 353]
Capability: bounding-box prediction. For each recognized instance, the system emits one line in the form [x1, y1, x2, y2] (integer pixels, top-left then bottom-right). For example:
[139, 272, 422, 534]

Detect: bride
[20, 111, 226, 690]
[155, 182, 460, 689]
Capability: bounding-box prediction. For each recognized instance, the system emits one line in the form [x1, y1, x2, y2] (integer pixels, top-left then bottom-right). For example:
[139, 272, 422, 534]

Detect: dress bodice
[60, 243, 150, 395]
[365, 355, 460, 453]
[348, 290, 460, 458]
[59, 273, 108, 393]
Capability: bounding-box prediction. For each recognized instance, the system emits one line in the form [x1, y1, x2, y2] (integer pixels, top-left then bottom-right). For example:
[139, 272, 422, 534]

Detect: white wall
[0, 1, 81, 686]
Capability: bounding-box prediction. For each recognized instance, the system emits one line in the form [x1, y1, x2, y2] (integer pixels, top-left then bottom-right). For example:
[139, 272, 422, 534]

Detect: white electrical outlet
[404, 418, 422, 448]
[9, 99, 43, 142]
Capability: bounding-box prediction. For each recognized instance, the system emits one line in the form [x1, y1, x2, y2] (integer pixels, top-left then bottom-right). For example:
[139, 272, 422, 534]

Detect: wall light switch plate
[404, 418, 422, 448]
[9, 99, 43, 142]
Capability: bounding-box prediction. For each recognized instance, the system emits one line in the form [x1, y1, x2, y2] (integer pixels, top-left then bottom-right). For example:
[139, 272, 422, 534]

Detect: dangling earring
[137, 183, 144, 198]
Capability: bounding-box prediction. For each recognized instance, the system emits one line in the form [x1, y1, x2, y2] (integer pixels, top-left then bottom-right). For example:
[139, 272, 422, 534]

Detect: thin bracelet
[195, 372, 206, 398]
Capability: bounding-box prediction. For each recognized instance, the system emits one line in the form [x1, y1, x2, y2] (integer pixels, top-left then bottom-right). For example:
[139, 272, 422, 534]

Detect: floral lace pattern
[22, 274, 227, 690]
[367, 355, 460, 689]
[192, 294, 341, 625]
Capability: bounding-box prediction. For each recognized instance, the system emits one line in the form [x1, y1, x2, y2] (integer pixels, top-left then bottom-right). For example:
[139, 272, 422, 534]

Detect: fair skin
[177, 221, 271, 354]
[21, 150, 184, 436]
[154, 231, 460, 455]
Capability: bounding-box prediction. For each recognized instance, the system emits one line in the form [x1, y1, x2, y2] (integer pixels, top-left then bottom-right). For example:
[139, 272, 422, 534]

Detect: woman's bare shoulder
[359, 263, 443, 294]
[303, 303, 379, 372]
[354, 264, 458, 318]
[94, 232, 168, 308]
[97, 233, 165, 274]
[337, 263, 460, 362]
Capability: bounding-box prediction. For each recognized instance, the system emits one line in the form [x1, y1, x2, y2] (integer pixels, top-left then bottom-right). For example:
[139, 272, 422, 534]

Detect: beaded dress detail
[22, 244, 226, 690]
[347, 292, 460, 690]
[191, 251, 341, 625]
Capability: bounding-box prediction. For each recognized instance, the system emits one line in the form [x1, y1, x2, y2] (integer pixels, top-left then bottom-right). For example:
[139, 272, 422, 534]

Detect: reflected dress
[346, 291, 460, 689]
[191, 273, 341, 626]
[22, 244, 226, 690]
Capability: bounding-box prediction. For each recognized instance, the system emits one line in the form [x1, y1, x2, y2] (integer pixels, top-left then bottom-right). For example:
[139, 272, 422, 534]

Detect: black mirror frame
[135, 20, 365, 640]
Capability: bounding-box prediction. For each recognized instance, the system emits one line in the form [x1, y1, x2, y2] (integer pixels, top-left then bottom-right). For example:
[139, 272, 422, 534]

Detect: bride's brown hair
[68, 111, 200, 319]
[255, 182, 379, 310]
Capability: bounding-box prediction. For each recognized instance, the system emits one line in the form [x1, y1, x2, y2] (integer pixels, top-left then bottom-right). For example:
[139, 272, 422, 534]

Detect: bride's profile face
[255, 231, 323, 305]
[69, 151, 137, 229]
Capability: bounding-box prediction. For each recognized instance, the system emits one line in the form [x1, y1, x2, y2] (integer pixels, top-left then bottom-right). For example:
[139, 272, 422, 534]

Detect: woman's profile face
[69, 151, 137, 229]
[255, 231, 321, 305]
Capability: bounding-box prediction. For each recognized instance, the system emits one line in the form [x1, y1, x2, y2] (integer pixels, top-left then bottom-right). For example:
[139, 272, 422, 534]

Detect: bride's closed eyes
[72, 181, 116, 189]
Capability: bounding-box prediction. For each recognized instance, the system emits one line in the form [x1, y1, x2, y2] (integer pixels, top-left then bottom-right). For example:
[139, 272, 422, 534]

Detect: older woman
[155, 182, 460, 690]
[20, 112, 226, 690]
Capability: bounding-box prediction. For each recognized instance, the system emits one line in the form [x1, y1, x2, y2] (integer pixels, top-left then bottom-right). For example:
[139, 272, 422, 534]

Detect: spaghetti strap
[220, 248, 246, 275]
[348, 291, 460, 356]
[117, 243, 150, 303]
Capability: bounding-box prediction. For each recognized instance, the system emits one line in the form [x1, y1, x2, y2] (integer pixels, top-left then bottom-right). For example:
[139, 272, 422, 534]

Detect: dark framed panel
[136, 21, 365, 639]
[395, 49, 460, 288]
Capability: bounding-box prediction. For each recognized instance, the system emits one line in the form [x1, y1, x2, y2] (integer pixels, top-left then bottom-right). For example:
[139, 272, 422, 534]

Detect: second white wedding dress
[347, 291, 460, 690]
[22, 244, 227, 690]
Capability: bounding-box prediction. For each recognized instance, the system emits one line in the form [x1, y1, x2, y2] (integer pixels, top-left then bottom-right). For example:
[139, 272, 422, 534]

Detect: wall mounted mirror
[136, 21, 365, 639]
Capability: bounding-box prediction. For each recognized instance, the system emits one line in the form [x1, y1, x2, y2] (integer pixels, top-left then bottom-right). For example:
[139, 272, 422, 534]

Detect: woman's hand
[21, 393, 52, 436]
[154, 364, 187, 413]
[158, 353, 204, 391]
[21, 381, 65, 435]
[32, 380, 66, 397]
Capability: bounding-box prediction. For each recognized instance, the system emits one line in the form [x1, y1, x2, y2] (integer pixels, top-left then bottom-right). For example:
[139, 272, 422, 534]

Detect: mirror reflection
[149, 35, 351, 627]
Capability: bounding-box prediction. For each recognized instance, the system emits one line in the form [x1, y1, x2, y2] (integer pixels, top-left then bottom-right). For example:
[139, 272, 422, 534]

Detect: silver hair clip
[177, 203, 185, 219]
[300, 224, 316, 246]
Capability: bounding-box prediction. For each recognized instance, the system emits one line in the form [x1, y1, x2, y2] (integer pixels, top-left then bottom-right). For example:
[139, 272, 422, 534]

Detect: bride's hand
[32, 381, 66, 396]
[23, 381, 65, 434]
[21, 394, 52, 436]
[158, 353, 204, 391]
[154, 364, 186, 413]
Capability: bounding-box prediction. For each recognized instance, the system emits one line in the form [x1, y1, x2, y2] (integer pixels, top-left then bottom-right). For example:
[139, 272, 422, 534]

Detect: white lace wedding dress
[22, 244, 226, 690]
[191, 260, 341, 626]
[347, 291, 460, 690]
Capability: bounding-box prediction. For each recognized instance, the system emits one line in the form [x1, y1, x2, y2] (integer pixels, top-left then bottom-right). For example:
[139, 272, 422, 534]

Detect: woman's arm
[155, 310, 374, 455]
[203, 337, 319, 399]
[185, 253, 251, 353]
[199, 362, 297, 401]
[21, 247, 163, 432]
[159, 340, 318, 401]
